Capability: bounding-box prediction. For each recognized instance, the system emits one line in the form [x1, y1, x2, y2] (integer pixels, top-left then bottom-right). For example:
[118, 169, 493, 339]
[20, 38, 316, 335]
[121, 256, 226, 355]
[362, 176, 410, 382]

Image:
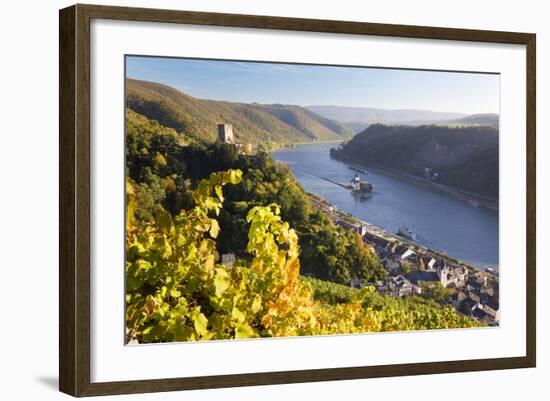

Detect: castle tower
[218, 124, 234, 143]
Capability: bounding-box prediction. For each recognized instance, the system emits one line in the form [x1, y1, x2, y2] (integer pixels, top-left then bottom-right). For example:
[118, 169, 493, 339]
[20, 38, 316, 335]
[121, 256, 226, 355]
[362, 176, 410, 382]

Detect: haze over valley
[307, 105, 499, 133]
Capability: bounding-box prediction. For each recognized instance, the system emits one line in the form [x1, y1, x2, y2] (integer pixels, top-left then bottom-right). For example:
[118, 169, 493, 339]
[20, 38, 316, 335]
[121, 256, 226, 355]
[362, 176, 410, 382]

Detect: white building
[437, 263, 457, 287]
[400, 248, 415, 261]
[218, 124, 234, 143]
[221, 253, 236, 267]
[481, 300, 500, 322]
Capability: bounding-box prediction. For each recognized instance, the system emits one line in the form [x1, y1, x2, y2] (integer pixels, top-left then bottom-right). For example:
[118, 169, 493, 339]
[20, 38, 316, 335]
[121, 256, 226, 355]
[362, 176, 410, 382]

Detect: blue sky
[126, 56, 499, 115]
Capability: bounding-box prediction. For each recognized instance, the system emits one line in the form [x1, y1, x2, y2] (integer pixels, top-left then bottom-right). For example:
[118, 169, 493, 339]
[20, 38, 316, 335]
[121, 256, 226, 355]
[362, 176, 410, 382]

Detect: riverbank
[307, 191, 497, 277]
[306, 191, 500, 326]
[271, 139, 345, 152]
[330, 153, 499, 211]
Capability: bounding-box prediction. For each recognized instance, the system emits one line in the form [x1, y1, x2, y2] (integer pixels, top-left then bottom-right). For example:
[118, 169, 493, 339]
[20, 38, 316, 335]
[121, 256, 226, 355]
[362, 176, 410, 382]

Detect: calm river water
[272, 142, 499, 270]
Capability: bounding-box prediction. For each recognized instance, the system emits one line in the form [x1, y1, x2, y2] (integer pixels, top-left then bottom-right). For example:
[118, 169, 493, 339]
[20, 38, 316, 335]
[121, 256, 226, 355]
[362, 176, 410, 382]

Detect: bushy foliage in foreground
[125, 170, 481, 343]
[304, 277, 477, 331]
[302, 276, 357, 304]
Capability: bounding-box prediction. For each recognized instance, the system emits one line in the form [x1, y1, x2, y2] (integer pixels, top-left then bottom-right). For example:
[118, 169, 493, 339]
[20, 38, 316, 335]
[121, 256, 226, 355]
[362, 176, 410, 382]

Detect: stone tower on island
[218, 124, 234, 143]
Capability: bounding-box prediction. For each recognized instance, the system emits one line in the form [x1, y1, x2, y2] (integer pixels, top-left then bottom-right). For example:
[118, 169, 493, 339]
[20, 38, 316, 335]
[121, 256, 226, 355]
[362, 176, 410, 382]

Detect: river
[272, 142, 499, 270]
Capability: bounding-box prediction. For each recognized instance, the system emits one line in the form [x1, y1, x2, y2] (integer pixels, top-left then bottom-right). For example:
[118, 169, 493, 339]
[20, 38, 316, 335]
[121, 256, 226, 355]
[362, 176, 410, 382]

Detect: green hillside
[126, 78, 353, 144]
[125, 108, 386, 285]
[331, 124, 499, 198]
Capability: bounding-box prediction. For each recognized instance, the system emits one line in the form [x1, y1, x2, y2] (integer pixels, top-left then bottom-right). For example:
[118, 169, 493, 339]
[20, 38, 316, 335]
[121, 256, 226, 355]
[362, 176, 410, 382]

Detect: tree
[420, 282, 453, 302]
[402, 260, 413, 274]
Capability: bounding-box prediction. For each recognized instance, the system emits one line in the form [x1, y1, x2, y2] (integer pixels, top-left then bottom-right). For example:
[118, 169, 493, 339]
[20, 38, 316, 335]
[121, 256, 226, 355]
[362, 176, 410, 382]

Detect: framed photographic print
[59, 4, 536, 397]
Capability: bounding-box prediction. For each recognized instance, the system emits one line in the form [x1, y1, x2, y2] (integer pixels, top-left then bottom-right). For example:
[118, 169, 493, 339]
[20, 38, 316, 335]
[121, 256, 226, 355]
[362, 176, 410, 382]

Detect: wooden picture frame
[59, 3, 536, 397]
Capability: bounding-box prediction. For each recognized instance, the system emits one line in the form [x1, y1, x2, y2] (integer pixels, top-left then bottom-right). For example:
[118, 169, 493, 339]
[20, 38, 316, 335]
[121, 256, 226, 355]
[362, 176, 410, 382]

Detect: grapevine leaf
[231, 306, 246, 323]
[209, 219, 220, 239]
[250, 295, 262, 314]
[192, 311, 209, 337]
[214, 185, 224, 202]
[229, 169, 242, 185]
[214, 268, 230, 297]
[235, 323, 256, 339]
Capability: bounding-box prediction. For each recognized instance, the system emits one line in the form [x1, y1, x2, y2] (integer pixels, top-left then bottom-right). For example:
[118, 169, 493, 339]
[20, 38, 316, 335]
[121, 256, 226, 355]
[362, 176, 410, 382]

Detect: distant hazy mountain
[403, 113, 499, 128]
[344, 122, 373, 134]
[307, 105, 468, 132]
[126, 79, 353, 144]
[449, 113, 499, 126]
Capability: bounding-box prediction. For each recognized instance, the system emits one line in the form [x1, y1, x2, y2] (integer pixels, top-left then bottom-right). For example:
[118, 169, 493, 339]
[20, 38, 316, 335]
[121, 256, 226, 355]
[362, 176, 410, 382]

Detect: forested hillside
[331, 124, 499, 198]
[126, 108, 385, 285]
[126, 78, 353, 144]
